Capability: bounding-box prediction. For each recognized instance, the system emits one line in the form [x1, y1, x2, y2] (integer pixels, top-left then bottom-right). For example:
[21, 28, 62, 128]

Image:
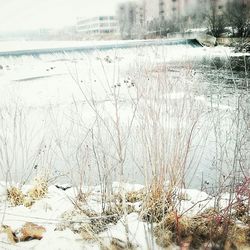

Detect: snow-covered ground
[0, 181, 239, 250]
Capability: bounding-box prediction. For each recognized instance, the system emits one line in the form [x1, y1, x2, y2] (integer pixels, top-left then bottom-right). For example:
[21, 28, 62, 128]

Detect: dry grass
[187, 208, 229, 249]
[154, 227, 173, 248]
[109, 238, 135, 250]
[154, 211, 193, 246]
[233, 202, 250, 224]
[125, 189, 145, 203]
[7, 187, 25, 206]
[103, 199, 135, 225]
[57, 208, 114, 237]
[100, 238, 136, 250]
[229, 224, 250, 247]
[152, 207, 250, 249]
[7, 176, 48, 207]
[140, 182, 172, 223]
[0, 225, 17, 244]
[27, 176, 48, 200]
[23, 196, 35, 207]
[104, 203, 135, 218]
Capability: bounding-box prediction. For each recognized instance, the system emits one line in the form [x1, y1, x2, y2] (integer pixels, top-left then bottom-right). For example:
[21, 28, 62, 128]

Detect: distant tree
[225, 0, 250, 37]
[147, 18, 179, 37]
[160, 18, 180, 35]
[159, 19, 168, 36]
[206, 0, 226, 37]
[147, 19, 160, 36]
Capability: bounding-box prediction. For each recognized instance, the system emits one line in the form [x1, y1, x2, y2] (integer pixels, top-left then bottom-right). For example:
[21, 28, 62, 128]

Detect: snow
[33, 230, 83, 250]
[175, 188, 215, 216]
[0, 182, 240, 249]
[100, 213, 160, 249]
[0, 182, 7, 199]
[112, 182, 144, 193]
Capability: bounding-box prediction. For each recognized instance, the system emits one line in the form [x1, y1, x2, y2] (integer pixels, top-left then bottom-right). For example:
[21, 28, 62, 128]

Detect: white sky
[0, 0, 123, 32]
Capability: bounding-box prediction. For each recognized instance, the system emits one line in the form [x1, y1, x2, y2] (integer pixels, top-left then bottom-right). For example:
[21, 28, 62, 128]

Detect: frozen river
[0, 40, 249, 190]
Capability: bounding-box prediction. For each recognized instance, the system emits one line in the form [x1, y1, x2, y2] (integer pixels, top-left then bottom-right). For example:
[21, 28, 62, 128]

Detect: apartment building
[158, 0, 208, 20]
[117, 1, 145, 39]
[144, 0, 159, 24]
[180, 0, 208, 16]
[155, 0, 242, 21]
[159, 0, 180, 21]
[116, 0, 249, 38]
[77, 16, 119, 39]
[156, 0, 240, 29]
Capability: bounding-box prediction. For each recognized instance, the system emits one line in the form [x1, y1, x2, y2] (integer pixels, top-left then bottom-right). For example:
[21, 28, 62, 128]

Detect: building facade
[144, 0, 159, 24]
[144, 0, 243, 33]
[117, 1, 145, 39]
[77, 16, 119, 39]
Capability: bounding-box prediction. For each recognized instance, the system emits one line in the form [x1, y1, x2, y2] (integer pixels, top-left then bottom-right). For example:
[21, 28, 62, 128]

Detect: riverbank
[216, 37, 250, 47]
[0, 180, 249, 250]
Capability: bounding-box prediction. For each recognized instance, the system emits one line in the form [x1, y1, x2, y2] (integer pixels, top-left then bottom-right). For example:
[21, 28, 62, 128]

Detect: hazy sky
[0, 0, 122, 32]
